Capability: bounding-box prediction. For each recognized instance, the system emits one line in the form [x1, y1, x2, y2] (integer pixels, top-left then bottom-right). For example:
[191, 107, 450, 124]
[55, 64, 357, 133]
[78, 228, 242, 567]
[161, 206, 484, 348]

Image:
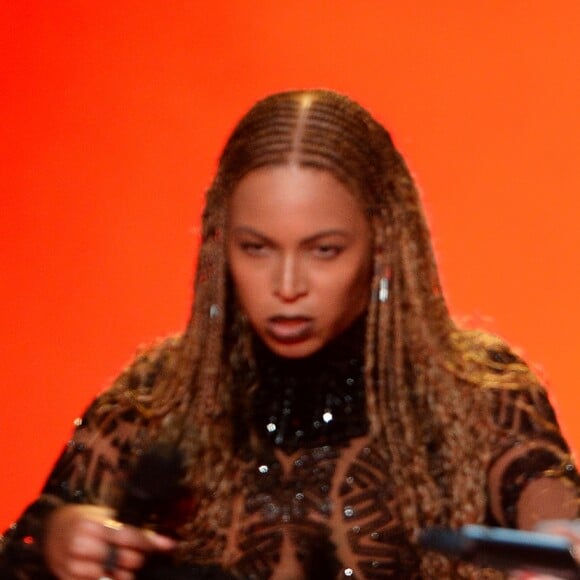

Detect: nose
[273, 254, 308, 302]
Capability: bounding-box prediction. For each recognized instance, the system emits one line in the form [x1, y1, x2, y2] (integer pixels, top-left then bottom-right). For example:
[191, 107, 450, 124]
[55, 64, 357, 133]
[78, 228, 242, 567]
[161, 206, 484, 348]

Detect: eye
[239, 241, 268, 256]
[312, 244, 344, 259]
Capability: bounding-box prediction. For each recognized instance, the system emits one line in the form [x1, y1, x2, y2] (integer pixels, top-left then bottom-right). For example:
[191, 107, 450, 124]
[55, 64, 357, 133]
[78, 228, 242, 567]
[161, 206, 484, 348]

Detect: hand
[509, 519, 580, 580]
[534, 518, 580, 546]
[44, 504, 176, 580]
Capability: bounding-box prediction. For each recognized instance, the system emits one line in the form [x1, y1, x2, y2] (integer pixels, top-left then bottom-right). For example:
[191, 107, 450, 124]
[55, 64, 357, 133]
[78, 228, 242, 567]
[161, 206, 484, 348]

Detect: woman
[1, 89, 578, 579]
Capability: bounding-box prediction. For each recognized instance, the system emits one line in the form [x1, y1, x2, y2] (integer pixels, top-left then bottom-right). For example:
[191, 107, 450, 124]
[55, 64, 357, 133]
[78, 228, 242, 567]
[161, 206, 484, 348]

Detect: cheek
[343, 269, 372, 309]
[345, 256, 373, 311]
[320, 258, 372, 311]
[228, 263, 267, 314]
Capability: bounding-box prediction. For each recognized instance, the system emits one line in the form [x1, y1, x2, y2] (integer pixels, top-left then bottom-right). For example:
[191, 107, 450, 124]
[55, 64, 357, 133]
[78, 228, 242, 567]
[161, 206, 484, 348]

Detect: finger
[509, 573, 555, 580]
[57, 557, 107, 579]
[61, 524, 143, 572]
[140, 529, 176, 551]
[71, 550, 136, 580]
[103, 543, 119, 575]
[85, 545, 137, 580]
[97, 544, 145, 572]
[99, 519, 175, 553]
[67, 532, 106, 563]
[99, 569, 135, 580]
[535, 519, 580, 537]
[116, 547, 146, 571]
[104, 566, 135, 580]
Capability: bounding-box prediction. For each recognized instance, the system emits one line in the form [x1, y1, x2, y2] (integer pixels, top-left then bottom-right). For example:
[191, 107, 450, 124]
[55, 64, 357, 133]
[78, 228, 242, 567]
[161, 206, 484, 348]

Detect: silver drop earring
[378, 276, 389, 303]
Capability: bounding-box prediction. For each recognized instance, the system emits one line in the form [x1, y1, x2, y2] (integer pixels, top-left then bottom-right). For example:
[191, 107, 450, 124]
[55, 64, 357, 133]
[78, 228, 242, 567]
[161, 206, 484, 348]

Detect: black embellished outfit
[250, 319, 369, 454]
[1, 319, 578, 579]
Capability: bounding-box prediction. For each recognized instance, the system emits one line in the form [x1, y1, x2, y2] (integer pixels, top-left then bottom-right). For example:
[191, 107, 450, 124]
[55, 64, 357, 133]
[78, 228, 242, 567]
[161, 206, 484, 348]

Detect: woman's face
[226, 165, 373, 358]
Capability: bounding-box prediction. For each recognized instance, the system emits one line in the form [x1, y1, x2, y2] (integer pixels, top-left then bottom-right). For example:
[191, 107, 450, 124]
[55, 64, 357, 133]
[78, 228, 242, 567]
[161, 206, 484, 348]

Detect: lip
[266, 316, 314, 343]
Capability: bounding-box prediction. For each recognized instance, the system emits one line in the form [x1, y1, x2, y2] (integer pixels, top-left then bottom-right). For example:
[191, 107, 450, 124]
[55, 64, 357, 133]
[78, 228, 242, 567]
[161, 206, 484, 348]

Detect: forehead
[227, 165, 368, 233]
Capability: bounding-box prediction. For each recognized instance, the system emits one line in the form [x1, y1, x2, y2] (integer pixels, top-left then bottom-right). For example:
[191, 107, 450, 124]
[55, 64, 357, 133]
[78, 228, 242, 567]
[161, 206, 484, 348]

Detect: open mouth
[266, 316, 314, 343]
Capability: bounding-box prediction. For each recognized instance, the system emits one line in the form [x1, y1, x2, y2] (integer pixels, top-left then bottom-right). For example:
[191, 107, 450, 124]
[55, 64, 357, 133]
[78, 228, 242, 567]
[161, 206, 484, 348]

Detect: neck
[251, 315, 369, 453]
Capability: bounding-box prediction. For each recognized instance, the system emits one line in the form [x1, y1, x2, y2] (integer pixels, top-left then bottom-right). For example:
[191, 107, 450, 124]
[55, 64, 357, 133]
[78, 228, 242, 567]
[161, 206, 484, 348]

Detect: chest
[221, 436, 419, 579]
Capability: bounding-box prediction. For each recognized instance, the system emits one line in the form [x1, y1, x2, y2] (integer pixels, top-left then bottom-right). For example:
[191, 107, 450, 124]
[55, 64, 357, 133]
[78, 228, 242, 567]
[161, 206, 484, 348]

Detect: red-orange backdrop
[1, 2, 579, 530]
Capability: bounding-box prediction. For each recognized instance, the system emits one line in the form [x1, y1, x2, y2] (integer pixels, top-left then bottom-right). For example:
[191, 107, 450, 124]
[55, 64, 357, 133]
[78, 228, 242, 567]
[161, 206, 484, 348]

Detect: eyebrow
[230, 226, 351, 245]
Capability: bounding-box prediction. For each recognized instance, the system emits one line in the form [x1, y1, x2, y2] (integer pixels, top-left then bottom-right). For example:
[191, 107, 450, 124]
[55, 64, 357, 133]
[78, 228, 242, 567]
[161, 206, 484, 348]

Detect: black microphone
[420, 524, 580, 579]
[117, 441, 185, 529]
[118, 442, 236, 580]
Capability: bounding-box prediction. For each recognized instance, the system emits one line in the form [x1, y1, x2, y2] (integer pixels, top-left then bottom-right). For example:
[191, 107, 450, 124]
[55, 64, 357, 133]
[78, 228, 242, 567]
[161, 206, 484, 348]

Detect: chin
[265, 338, 322, 359]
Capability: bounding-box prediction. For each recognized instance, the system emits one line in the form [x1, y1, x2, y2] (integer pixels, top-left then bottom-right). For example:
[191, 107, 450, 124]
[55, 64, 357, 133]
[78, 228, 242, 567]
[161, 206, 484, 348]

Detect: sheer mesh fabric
[1, 332, 577, 579]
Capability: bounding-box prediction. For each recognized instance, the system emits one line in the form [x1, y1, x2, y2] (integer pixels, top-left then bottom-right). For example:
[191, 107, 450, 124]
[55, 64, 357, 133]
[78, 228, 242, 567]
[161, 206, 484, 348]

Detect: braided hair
[105, 90, 544, 575]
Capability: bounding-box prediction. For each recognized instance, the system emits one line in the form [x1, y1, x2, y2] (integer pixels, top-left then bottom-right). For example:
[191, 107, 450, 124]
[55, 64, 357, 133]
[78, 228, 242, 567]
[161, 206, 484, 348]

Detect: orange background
[1, 2, 579, 530]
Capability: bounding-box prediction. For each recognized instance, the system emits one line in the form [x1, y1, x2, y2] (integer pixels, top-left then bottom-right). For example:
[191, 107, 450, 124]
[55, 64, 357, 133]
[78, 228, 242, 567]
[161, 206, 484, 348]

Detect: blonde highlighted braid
[98, 90, 557, 576]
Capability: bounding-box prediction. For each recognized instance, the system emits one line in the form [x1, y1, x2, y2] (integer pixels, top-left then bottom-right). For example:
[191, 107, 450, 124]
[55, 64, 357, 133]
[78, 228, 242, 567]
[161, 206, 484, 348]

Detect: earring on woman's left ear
[378, 276, 389, 303]
[374, 263, 391, 304]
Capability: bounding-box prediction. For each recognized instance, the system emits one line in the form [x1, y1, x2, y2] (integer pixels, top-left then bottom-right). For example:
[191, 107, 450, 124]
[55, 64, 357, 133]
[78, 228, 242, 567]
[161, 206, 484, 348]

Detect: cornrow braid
[106, 90, 523, 575]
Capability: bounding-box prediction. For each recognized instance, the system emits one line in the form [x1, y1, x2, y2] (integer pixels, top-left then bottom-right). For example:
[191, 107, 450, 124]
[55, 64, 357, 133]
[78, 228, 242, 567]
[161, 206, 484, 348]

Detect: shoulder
[447, 328, 541, 391]
[111, 334, 183, 391]
[85, 334, 185, 421]
[447, 328, 566, 434]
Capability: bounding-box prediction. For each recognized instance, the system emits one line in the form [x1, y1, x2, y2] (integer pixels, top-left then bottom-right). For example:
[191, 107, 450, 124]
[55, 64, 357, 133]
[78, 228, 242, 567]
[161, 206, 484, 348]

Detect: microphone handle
[116, 442, 185, 529]
[420, 524, 580, 579]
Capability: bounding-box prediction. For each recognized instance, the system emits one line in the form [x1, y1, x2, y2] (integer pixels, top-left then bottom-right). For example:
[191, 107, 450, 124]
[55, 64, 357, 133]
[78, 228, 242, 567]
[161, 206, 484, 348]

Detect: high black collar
[251, 316, 369, 454]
